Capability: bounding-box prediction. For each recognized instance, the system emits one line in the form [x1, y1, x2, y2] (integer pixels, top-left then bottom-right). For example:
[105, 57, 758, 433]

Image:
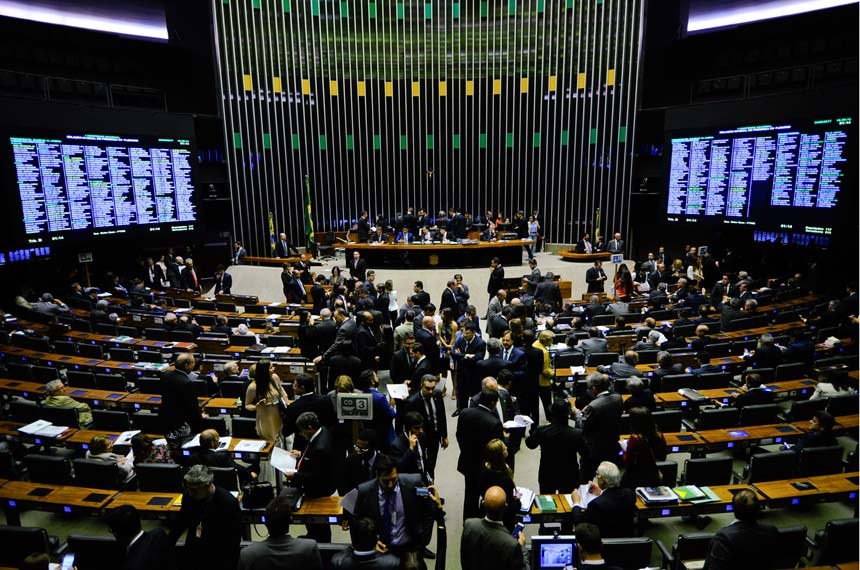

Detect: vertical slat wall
[213, 0, 644, 254]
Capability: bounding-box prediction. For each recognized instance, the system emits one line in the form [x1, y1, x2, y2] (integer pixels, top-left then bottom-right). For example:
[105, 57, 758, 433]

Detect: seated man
[104, 504, 177, 570]
[703, 489, 778, 570]
[732, 373, 775, 408]
[43, 379, 92, 426]
[239, 493, 322, 569]
[689, 324, 711, 351]
[623, 377, 656, 412]
[686, 351, 722, 375]
[790, 410, 837, 453]
[571, 461, 636, 538]
[187, 429, 257, 484]
[575, 522, 624, 570]
[597, 350, 640, 379]
[331, 516, 401, 570]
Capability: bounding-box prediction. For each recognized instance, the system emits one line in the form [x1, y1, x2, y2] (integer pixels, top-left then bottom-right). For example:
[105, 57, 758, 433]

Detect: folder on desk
[672, 486, 706, 501]
[636, 486, 678, 504]
[535, 495, 558, 512]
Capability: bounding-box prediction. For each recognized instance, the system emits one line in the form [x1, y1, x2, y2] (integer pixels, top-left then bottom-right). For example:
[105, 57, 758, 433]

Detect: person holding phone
[105, 504, 178, 570]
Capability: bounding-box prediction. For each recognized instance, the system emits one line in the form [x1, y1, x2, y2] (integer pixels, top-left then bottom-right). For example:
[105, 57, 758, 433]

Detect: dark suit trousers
[538, 386, 552, 419]
[463, 473, 482, 521]
[424, 434, 440, 480]
[520, 391, 540, 430]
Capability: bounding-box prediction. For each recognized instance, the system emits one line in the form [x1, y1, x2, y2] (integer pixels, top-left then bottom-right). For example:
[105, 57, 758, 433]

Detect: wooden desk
[636, 484, 758, 519]
[656, 379, 818, 408]
[63, 429, 159, 450]
[243, 255, 301, 266]
[0, 420, 77, 446]
[66, 331, 196, 353]
[293, 496, 344, 524]
[753, 472, 859, 508]
[118, 393, 210, 412]
[345, 240, 532, 268]
[107, 491, 182, 518]
[0, 481, 116, 525]
[689, 321, 805, 343]
[697, 423, 805, 450]
[558, 251, 612, 262]
[203, 397, 242, 416]
[0, 344, 105, 370]
[521, 493, 572, 524]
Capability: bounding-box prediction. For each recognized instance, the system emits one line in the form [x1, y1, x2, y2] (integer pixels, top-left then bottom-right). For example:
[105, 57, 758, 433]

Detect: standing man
[586, 261, 608, 293]
[169, 465, 242, 570]
[356, 211, 371, 242]
[576, 233, 594, 254]
[285, 412, 337, 543]
[487, 257, 505, 302]
[159, 353, 204, 456]
[440, 279, 459, 315]
[348, 251, 367, 284]
[232, 241, 247, 265]
[404, 375, 448, 479]
[453, 274, 471, 318]
[577, 373, 623, 481]
[606, 233, 624, 254]
[275, 232, 298, 258]
[452, 323, 487, 413]
[213, 266, 232, 296]
[457, 389, 504, 520]
[180, 259, 202, 293]
[460, 486, 528, 570]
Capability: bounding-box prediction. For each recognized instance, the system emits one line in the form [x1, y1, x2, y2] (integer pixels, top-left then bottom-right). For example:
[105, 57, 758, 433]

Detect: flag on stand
[303, 175, 315, 251]
[268, 211, 276, 255]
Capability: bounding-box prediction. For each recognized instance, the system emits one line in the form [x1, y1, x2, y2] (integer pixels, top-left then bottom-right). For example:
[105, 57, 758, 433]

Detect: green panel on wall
[479, 133, 488, 148]
[425, 3, 433, 19]
[589, 128, 598, 144]
[480, 1, 488, 17]
[508, 0, 516, 16]
[566, 0, 574, 8]
[319, 135, 328, 150]
[505, 133, 514, 148]
[452, 2, 460, 18]
[340, 1, 349, 17]
[426, 134, 435, 149]
[311, 0, 320, 16]
[262, 133, 271, 149]
[368, 2, 377, 18]
[618, 126, 628, 143]
[536, 0, 545, 13]
[373, 134, 381, 150]
[452, 134, 461, 149]
[396, 3, 405, 19]
[291, 134, 300, 149]
[233, 132, 242, 148]
[560, 130, 569, 146]
[345, 134, 354, 150]
[252, 0, 260, 8]
[282, 0, 290, 12]
[532, 132, 541, 148]
[400, 135, 408, 150]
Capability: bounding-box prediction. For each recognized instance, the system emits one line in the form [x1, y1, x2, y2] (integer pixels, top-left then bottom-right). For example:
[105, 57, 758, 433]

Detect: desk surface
[696, 423, 804, 446]
[635, 484, 758, 518]
[752, 472, 859, 502]
[0, 480, 116, 510]
[108, 490, 182, 513]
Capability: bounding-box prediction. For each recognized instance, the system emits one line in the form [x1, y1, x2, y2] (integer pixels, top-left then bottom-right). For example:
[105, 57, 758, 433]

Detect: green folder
[688, 486, 722, 504]
[673, 486, 705, 501]
[536, 495, 558, 512]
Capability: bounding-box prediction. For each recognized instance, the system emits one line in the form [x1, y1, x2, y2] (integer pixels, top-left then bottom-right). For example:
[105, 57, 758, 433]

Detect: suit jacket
[310, 284, 327, 312]
[322, 318, 359, 361]
[180, 268, 201, 292]
[158, 369, 202, 433]
[142, 265, 166, 290]
[586, 267, 607, 293]
[474, 356, 509, 386]
[600, 361, 640, 379]
[331, 548, 400, 570]
[500, 346, 527, 376]
[456, 405, 503, 476]
[389, 348, 415, 385]
[238, 534, 322, 570]
[733, 387, 776, 408]
[124, 528, 177, 570]
[170, 486, 241, 570]
[348, 258, 368, 282]
[410, 357, 435, 390]
[388, 433, 429, 480]
[292, 428, 337, 497]
[576, 239, 595, 254]
[606, 238, 624, 253]
[214, 272, 232, 295]
[486, 296, 503, 333]
[460, 518, 529, 570]
[574, 337, 609, 361]
[751, 344, 783, 368]
[412, 290, 431, 309]
[452, 335, 487, 374]
[487, 266, 505, 296]
[404, 390, 448, 440]
[489, 315, 509, 338]
[574, 487, 636, 538]
[525, 423, 585, 490]
[282, 274, 307, 304]
[534, 281, 562, 309]
[647, 270, 668, 291]
[311, 320, 338, 359]
[582, 392, 623, 465]
[353, 474, 436, 549]
[623, 390, 657, 412]
[275, 239, 297, 258]
[440, 288, 458, 314]
[703, 520, 780, 570]
[283, 394, 336, 447]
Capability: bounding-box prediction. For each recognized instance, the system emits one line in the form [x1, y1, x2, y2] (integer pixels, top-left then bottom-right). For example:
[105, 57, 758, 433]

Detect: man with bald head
[461, 486, 528, 570]
[159, 353, 206, 456]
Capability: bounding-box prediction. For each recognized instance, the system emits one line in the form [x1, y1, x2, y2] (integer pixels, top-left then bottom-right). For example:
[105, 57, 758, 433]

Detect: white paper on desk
[387, 383, 410, 400]
[566, 484, 600, 509]
[619, 438, 629, 452]
[216, 436, 232, 451]
[340, 488, 359, 514]
[234, 439, 266, 452]
[271, 446, 298, 475]
[516, 486, 535, 512]
[182, 433, 202, 449]
[18, 420, 52, 435]
[97, 292, 112, 299]
[174, 308, 191, 313]
[569, 366, 587, 375]
[114, 430, 141, 446]
[503, 415, 534, 430]
[36, 425, 69, 437]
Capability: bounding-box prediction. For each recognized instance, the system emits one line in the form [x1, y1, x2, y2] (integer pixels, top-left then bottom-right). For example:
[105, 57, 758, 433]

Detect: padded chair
[808, 518, 859, 565]
[318, 544, 350, 569]
[77, 343, 105, 359]
[602, 537, 653, 570]
[209, 466, 240, 492]
[220, 381, 246, 399]
[743, 451, 798, 483]
[95, 323, 118, 336]
[95, 373, 128, 392]
[135, 463, 184, 492]
[22, 454, 74, 485]
[0, 526, 51, 568]
[705, 342, 731, 357]
[775, 362, 807, 380]
[738, 403, 782, 426]
[229, 335, 257, 347]
[9, 399, 42, 423]
[827, 394, 859, 417]
[672, 324, 697, 339]
[117, 325, 140, 337]
[67, 535, 124, 570]
[71, 319, 93, 332]
[189, 380, 210, 397]
[216, 302, 238, 312]
[6, 361, 32, 380]
[66, 370, 97, 389]
[697, 372, 732, 390]
[771, 525, 808, 570]
[243, 304, 266, 314]
[798, 445, 844, 477]
[786, 398, 828, 422]
[194, 300, 216, 311]
[652, 410, 683, 434]
[109, 347, 136, 362]
[554, 352, 586, 368]
[230, 417, 259, 439]
[136, 377, 163, 394]
[656, 532, 714, 570]
[637, 351, 659, 365]
[30, 365, 61, 382]
[72, 458, 127, 490]
[145, 328, 171, 341]
[588, 352, 619, 366]
[682, 456, 733, 486]
[732, 339, 758, 353]
[137, 350, 165, 363]
[266, 335, 296, 348]
[195, 314, 217, 327]
[0, 449, 20, 479]
[661, 374, 695, 393]
[39, 405, 81, 428]
[53, 340, 78, 356]
[170, 330, 195, 342]
[131, 412, 167, 434]
[92, 409, 131, 431]
[656, 461, 679, 486]
[200, 415, 229, 436]
[741, 368, 775, 383]
[693, 407, 740, 430]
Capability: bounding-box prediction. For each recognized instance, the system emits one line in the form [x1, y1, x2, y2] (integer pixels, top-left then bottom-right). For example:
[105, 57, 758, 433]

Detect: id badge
[195, 523, 203, 539]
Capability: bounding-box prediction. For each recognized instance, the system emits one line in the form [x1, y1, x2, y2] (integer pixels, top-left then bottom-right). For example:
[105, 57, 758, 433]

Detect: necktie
[381, 492, 394, 544]
[191, 270, 198, 288]
[504, 349, 510, 361]
[496, 401, 504, 423]
[425, 396, 437, 432]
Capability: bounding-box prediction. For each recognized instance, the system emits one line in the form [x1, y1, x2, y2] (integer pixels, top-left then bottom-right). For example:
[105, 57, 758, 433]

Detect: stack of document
[515, 486, 536, 513]
[18, 420, 70, 438]
[262, 346, 293, 354]
[673, 486, 721, 504]
[270, 447, 298, 475]
[234, 440, 266, 452]
[114, 430, 142, 446]
[181, 434, 232, 451]
[635, 486, 679, 505]
[109, 336, 136, 343]
[503, 415, 534, 430]
[535, 495, 558, 512]
[565, 483, 600, 509]
[386, 383, 410, 400]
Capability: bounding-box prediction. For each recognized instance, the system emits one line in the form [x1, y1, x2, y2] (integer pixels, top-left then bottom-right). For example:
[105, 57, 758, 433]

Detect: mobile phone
[512, 522, 525, 538]
[61, 553, 75, 570]
[415, 487, 431, 497]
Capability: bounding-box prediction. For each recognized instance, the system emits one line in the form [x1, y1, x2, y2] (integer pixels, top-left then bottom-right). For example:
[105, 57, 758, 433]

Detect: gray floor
[6, 250, 857, 568]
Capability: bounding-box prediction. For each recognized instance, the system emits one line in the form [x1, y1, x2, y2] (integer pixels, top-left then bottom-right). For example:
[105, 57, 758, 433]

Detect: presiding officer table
[344, 240, 532, 268]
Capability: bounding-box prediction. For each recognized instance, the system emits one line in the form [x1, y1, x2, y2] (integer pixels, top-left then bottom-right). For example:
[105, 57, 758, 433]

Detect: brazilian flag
[303, 174, 315, 252]
[268, 211, 276, 255]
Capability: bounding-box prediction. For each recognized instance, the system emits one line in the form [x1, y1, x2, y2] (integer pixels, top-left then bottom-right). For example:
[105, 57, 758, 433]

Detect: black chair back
[216, 302, 238, 312]
[137, 350, 165, 363]
[266, 335, 296, 348]
[67, 535, 124, 570]
[136, 463, 184, 492]
[39, 405, 81, 427]
[66, 370, 97, 389]
[697, 372, 732, 390]
[9, 399, 42, 423]
[706, 342, 731, 357]
[195, 314, 217, 327]
[787, 398, 828, 422]
[209, 466, 240, 492]
[229, 335, 257, 346]
[199, 415, 229, 436]
[683, 456, 733, 486]
[696, 407, 740, 430]
[798, 445, 844, 477]
[54, 340, 78, 355]
[92, 409, 131, 431]
[136, 377, 162, 394]
[652, 410, 683, 433]
[194, 300, 216, 310]
[0, 526, 50, 567]
[72, 458, 126, 489]
[828, 394, 859, 417]
[109, 347, 136, 362]
[661, 374, 695, 392]
[671, 533, 714, 570]
[131, 412, 167, 434]
[6, 361, 32, 380]
[145, 328, 170, 341]
[602, 537, 653, 570]
[818, 518, 859, 565]
[588, 352, 619, 366]
[771, 525, 808, 570]
[738, 403, 782, 426]
[22, 454, 74, 485]
[554, 352, 586, 368]
[117, 325, 139, 337]
[746, 451, 798, 483]
[230, 417, 259, 439]
[95, 373, 127, 391]
[170, 330, 195, 342]
[655, 461, 679, 486]
[77, 343, 105, 359]
[31, 365, 61, 382]
[775, 362, 806, 380]
[220, 381, 246, 399]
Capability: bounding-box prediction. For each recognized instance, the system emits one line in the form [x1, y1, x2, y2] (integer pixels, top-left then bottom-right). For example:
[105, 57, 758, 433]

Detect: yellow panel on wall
[357, 81, 366, 97]
[438, 80, 447, 96]
[412, 81, 420, 97]
[243, 74, 252, 91]
[548, 75, 557, 92]
[577, 73, 586, 89]
[385, 81, 394, 97]
[329, 80, 339, 96]
[301, 79, 311, 94]
[520, 77, 529, 93]
[272, 76, 282, 93]
[493, 79, 502, 95]
[607, 69, 616, 86]
[465, 80, 475, 96]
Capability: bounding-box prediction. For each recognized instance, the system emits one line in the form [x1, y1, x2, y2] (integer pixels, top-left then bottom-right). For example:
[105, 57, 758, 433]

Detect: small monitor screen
[532, 536, 577, 570]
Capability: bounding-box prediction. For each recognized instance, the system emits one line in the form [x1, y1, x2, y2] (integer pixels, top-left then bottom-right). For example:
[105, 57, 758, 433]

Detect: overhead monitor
[0, 0, 168, 40]
[7, 131, 197, 244]
[665, 117, 854, 245]
[687, 0, 858, 33]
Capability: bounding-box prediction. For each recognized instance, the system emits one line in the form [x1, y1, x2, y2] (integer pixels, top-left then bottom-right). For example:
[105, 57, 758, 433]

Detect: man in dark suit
[309, 274, 328, 312]
[586, 261, 608, 293]
[650, 352, 683, 393]
[534, 272, 563, 311]
[452, 324, 486, 412]
[355, 311, 382, 369]
[525, 399, 585, 493]
[781, 330, 815, 365]
[489, 306, 511, 339]
[450, 209, 467, 240]
[647, 263, 668, 291]
[282, 374, 336, 449]
[457, 389, 504, 519]
[282, 265, 307, 304]
[317, 308, 359, 364]
[704, 489, 779, 570]
[500, 331, 526, 375]
[332, 516, 401, 570]
[341, 429, 381, 494]
[439, 279, 458, 315]
[460, 486, 528, 570]
[158, 353, 203, 455]
[574, 328, 609, 363]
[356, 211, 371, 242]
[389, 411, 432, 482]
[487, 257, 505, 301]
[578, 373, 623, 481]
[403, 375, 448, 478]
[238, 493, 323, 570]
[571, 461, 636, 538]
[576, 233, 595, 254]
[474, 338, 509, 386]
[518, 329, 544, 426]
[142, 258, 165, 290]
[606, 233, 624, 254]
[575, 523, 624, 570]
[687, 351, 723, 376]
[348, 251, 368, 283]
[709, 274, 730, 309]
[309, 309, 338, 358]
[732, 373, 775, 408]
[414, 316, 440, 376]
[180, 259, 202, 293]
[352, 454, 440, 561]
[275, 232, 298, 258]
[623, 377, 657, 411]
[169, 465, 242, 570]
[411, 282, 431, 310]
[188, 429, 256, 484]
[105, 504, 177, 570]
[213, 267, 232, 296]
[720, 297, 744, 331]
[408, 343, 435, 393]
[389, 334, 417, 385]
[749, 333, 783, 368]
[597, 350, 640, 379]
[286, 411, 337, 543]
